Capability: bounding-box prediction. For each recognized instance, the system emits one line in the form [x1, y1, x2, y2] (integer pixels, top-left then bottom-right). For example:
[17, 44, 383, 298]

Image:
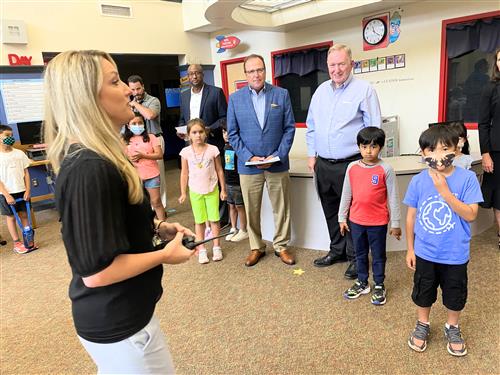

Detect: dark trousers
[350, 221, 387, 284]
[315, 156, 360, 261]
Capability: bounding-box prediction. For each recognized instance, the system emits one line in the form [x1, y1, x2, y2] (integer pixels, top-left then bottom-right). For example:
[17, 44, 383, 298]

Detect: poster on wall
[361, 60, 370, 73]
[234, 80, 247, 91]
[354, 61, 362, 74]
[395, 54, 406, 68]
[386, 55, 395, 69]
[377, 57, 386, 70]
[369, 58, 377, 72]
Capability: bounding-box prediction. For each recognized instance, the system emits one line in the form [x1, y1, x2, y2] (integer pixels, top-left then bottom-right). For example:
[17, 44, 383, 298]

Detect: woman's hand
[160, 231, 195, 264]
[482, 152, 494, 173]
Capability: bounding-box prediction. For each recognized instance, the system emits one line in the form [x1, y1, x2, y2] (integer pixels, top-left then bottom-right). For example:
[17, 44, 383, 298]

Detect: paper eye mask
[424, 153, 455, 169]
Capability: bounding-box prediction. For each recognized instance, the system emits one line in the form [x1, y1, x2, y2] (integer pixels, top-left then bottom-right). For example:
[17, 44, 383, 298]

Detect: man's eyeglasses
[188, 71, 203, 77]
[245, 68, 265, 75]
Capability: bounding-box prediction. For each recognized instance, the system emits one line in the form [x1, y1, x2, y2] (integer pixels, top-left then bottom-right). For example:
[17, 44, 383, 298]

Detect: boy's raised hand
[339, 222, 349, 236]
[429, 169, 450, 196]
[390, 227, 402, 240]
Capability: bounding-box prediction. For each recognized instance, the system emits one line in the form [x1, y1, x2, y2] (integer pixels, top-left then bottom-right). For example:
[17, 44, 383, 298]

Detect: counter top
[289, 153, 482, 177]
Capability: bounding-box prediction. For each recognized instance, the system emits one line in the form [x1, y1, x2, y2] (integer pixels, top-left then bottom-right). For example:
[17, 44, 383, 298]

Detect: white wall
[1, 0, 211, 66]
[210, 2, 498, 157]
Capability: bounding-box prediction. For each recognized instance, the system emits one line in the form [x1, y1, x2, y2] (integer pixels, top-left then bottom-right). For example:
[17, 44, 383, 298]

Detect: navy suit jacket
[227, 83, 295, 175]
[179, 83, 227, 151]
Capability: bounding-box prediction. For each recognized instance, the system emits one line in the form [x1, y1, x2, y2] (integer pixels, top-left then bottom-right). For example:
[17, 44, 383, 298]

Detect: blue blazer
[227, 83, 295, 175]
[179, 83, 227, 150]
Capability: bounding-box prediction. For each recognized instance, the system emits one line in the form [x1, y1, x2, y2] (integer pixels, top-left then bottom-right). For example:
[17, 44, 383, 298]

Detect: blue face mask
[129, 125, 145, 136]
[2, 136, 15, 146]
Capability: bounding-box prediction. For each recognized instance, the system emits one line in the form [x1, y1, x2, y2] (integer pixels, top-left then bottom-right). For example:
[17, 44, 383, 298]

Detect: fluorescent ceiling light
[240, 0, 312, 13]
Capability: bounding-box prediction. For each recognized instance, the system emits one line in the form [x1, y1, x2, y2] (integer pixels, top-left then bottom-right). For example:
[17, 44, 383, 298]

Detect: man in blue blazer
[227, 54, 296, 267]
[178, 64, 227, 152]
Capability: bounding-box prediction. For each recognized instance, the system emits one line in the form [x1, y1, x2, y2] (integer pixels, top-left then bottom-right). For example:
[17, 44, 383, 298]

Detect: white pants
[157, 135, 167, 208]
[78, 316, 175, 374]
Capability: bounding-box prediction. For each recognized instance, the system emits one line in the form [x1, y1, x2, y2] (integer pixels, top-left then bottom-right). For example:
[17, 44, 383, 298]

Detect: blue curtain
[447, 17, 500, 59]
[274, 48, 329, 78]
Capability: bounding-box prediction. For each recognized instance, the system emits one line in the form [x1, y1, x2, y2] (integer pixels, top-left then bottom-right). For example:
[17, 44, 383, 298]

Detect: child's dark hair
[447, 121, 470, 155]
[187, 118, 208, 138]
[220, 118, 227, 132]
[357, 126, 385, 148]
[419, 125, 458, 152]
[0, 124, 12, 134]
[122, 115, 149, 145]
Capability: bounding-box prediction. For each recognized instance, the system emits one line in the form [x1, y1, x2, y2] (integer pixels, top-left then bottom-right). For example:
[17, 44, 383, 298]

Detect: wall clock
[362, 13, 389, 51]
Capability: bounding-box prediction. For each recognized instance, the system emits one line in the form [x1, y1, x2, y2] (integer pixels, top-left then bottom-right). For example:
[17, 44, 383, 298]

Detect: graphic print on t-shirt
[418, 194, 456, 235]
[371, 174, 379, 185]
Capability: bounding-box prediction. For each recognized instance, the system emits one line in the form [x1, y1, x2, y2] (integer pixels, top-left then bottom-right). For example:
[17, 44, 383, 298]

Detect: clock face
[363, 18, 387, 45]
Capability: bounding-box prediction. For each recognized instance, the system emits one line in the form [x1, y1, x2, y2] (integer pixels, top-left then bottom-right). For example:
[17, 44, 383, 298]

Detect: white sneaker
[204, 227, 212, 240]
[198, 249, 209, 264]
[212, 246, 223, 261]
[230, 230, 249, 242]
[225, 228, 238, 241]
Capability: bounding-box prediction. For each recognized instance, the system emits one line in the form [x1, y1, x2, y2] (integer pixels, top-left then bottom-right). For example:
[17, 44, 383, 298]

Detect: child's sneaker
[408, 321, 430, 352]
[444, 324, 467, 357]
[343, 280, 370, 299]
[225, 228, 237, 241]
[371, 283, 386, 305]
[230, 230, 249, 242]
[13, 241, 29, 254]
[212, 246, 223, 261]
[198, 249, 209, 264]
[204, 227, 212, 240]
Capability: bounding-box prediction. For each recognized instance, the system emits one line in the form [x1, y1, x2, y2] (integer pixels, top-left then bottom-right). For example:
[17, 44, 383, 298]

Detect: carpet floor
[1, 160, 499, 374]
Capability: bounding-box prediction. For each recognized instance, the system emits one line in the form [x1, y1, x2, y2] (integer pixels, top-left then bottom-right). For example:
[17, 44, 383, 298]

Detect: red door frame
[271, 41, 333, 128]
[220, 56, 246, 100]
[438, 10, 500, 129]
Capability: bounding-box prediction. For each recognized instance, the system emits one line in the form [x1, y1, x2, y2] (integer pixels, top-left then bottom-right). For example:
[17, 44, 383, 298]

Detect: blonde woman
[44, 50, 195, 374]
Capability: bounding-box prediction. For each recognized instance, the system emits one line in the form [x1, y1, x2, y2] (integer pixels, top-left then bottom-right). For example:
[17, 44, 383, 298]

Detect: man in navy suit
[178, 64, 229, 225]
[227, 54, 296, 267]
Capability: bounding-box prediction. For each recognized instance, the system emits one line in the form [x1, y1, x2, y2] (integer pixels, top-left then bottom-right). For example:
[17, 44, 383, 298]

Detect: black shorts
[412, 256, 468, 311]
[226, 184, 244, 206]
[0, 192, 27, 216]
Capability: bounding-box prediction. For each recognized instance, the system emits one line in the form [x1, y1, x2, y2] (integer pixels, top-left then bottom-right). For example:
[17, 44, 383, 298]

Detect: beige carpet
[1, 160, 499, 375]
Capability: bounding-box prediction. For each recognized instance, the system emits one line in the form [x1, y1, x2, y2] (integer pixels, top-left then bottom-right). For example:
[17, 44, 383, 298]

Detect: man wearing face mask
[0, 125, 33, 254]
[127, 75, 167, 209]
[306, 44, 382, 279]
[179, 64, 229, 226]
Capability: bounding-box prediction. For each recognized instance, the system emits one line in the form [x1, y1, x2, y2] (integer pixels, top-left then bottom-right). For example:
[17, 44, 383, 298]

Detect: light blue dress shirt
[250, 86, 266, 129]
[306, 75, 382, 159]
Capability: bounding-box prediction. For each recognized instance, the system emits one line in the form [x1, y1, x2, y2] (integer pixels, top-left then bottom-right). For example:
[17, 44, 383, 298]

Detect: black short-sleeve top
[55, 146, 163, 343]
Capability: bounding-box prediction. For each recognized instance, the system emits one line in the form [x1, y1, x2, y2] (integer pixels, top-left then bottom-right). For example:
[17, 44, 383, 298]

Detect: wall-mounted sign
[216, 35, 240, 53]
[8, 54, 32, 66]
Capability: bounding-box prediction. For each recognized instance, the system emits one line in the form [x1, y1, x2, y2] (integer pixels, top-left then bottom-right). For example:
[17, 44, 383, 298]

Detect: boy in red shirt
[339, 127, 401, 305]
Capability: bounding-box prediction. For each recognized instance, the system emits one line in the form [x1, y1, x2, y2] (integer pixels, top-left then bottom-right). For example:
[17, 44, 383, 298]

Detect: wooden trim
[220, 56, 246, 100]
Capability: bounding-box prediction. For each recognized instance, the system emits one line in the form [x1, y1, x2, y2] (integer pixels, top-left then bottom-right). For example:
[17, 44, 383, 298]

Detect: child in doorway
[448, 121, 473, 170]
[404, 125, 483, 357]
[0, 125, 34, 254]
[338, 127, 401, 305]
[123, 115, 166, 220]
[179, 118, 227, 264]
[221, 122, 248, 242]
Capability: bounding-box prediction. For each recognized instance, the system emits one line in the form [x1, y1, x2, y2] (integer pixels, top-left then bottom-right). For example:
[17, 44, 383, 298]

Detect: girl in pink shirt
[123, 115, 166, 220]
[179, 119, 226, 264]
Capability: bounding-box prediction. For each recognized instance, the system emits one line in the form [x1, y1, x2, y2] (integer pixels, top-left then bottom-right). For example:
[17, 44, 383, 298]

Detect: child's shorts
[0, 192, 27, 216]
[412, 255, 468, 311]
[143, 175, 161, 189]
[189, 186, 220, 224]
[226, 184, 244, 206]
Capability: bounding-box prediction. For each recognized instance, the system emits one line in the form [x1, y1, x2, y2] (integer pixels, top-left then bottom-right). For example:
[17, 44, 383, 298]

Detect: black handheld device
[153, 232, 230, 250]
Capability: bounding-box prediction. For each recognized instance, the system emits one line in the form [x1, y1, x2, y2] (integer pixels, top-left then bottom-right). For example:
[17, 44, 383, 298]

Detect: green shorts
[189, 186, 220, 224]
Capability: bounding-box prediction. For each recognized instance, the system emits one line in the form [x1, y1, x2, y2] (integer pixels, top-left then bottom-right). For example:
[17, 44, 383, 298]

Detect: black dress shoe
[344, 262, 358, 279]
[313, 253, 348, 267]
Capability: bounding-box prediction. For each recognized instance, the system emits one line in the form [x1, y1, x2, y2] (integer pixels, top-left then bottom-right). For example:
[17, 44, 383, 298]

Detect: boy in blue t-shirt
[404, 125, 483, 357]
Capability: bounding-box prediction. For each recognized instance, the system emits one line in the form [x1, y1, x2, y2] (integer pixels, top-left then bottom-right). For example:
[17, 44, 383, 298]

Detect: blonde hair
[43, 50, 143, 204]
[328, 44, 352, 60]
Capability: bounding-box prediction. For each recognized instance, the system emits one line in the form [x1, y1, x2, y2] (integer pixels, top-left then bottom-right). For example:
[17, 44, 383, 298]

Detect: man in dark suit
[178, 64, 228, 226]
[227, 54, 296, 267]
